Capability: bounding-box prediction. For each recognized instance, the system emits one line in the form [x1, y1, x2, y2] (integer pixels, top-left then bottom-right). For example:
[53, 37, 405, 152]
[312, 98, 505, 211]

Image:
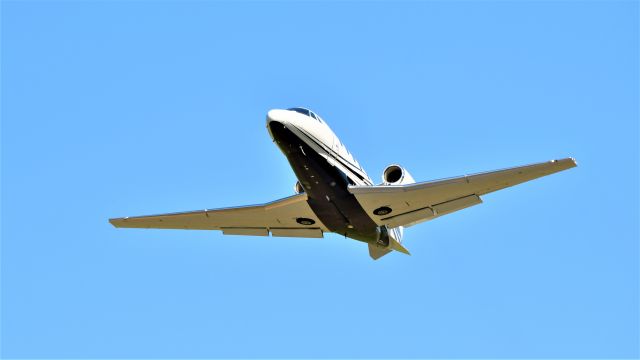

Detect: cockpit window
[288, 107, 311, 117]
[288, 107, 323, 123]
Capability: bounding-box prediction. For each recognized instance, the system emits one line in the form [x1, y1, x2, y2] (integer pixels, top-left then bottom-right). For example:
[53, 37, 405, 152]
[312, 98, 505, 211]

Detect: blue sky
[1, 1, 638, 358]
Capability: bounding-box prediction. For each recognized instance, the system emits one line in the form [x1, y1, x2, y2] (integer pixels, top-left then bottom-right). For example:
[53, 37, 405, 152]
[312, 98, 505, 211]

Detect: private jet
[110, 107, 577, 259]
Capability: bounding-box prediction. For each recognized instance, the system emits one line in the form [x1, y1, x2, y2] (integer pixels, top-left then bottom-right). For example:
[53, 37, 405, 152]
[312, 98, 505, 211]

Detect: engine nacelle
[382, 164, 415, 185]
[294, 181, 305, 194]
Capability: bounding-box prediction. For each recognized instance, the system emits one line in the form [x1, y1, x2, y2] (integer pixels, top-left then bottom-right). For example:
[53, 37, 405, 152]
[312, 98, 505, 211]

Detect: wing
[349, 158, 577, 228]
[109, 193, 327, 238]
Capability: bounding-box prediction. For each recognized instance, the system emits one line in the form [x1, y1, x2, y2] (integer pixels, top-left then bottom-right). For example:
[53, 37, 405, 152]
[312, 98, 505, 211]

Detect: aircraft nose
[266, 109, 290, 127]
[266, 109, 293, 140]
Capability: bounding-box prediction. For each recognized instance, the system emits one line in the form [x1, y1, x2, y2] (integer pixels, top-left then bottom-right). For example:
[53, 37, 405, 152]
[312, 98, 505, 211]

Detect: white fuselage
[265, 107, 401, 245]
[266, 109, 374, 186]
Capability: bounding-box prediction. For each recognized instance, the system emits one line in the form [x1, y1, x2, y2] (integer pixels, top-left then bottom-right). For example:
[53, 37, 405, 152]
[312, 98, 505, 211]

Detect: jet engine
[294, 181, 305, 194]
[382, 164, 415, 185]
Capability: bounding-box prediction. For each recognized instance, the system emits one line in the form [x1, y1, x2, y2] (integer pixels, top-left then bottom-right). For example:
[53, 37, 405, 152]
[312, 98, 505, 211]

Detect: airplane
[109, 107, 577, 260]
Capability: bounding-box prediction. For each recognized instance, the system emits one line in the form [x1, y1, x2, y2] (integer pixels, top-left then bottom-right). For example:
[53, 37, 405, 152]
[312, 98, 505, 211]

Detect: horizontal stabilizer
[368, 238, 410, 260]
[390, 238, 411, 255]
[369, 244, 392, 260]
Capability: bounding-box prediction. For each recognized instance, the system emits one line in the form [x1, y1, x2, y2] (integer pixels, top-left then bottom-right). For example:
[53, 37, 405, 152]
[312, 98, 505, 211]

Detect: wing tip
[550, 157, 577, 169]
[109, 217, 128, 228]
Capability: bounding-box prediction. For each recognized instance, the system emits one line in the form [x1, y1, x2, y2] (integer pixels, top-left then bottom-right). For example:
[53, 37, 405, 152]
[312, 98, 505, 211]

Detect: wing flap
[383, 207, 435, 228]
[270, 228, 323, 238]
[381, 194, 482, 228]
[432, 194, 483, 217]
[222, 228, 269, 236]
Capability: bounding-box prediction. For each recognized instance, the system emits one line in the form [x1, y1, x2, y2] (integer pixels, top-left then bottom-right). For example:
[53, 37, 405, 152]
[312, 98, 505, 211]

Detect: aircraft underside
[268, 121, 380, 244]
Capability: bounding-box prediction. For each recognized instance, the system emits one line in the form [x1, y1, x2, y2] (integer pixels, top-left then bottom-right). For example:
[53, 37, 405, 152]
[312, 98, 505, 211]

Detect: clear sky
[2, 1, 638, 358]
